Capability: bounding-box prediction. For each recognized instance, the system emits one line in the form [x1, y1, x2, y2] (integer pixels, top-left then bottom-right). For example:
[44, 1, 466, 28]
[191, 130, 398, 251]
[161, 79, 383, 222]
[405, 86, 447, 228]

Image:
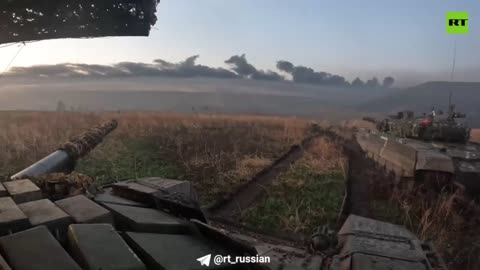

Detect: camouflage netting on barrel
[1, 0, 160, 44]
[59, 119, 118, 160]
[30, 172, 98, 200]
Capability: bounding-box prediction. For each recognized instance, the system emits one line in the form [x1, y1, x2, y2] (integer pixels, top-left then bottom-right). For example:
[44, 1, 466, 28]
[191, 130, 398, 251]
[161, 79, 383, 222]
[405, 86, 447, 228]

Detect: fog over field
[2, 77, 480, 126]
[0, 76, 397, 120]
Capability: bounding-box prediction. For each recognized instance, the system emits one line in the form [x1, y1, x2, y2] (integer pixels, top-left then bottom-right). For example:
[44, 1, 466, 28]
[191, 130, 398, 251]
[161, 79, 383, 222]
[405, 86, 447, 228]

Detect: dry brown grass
[370, 174, 480, 270]
[0, 112, 103, 174]
[398, 190, 480, 270]
[303, 137, 347, 175]
[0, 111, 309, 204]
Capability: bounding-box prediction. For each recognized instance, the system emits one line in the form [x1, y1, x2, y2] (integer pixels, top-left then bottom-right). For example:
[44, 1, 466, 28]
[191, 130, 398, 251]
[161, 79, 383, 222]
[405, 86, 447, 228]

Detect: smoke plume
[4, 54, 393, 87]
[225, 54, 283, 81]
[276, 60, 349, 86]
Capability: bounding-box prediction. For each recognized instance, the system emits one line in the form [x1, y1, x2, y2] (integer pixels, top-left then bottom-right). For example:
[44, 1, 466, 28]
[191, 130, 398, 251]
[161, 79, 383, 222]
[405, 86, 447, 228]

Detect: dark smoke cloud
[225, 54, 257, 77]
[113, 56, 238, 79]
[382, 76, 395, 88]
[276, 61, 294, 73]
[71, 64, 127, 76]
[5, 64, 104, 78]
[277, 60, 349, 86]
[5, 56, 237, 79]
[114, 62, 162, 76]
[4, 54, 393, 87]
[153, 59, 176, 69]
[225, 54, 284, 81]
[351, 77, 365, 87]
[365, 77, 380, 88]
[175, 55, 238, 79]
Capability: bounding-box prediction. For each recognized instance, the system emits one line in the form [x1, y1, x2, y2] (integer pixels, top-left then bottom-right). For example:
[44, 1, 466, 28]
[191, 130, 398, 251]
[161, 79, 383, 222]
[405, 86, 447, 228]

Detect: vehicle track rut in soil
[344, 141, 374, 218]
[208, 133, 324, 219]
[209, 127, 379, 226]
[320, 129, 373, 220]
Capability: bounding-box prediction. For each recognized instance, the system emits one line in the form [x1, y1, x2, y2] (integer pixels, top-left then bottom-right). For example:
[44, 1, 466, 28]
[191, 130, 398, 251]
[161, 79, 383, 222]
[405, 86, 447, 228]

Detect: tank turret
[371, 106, 470, 144]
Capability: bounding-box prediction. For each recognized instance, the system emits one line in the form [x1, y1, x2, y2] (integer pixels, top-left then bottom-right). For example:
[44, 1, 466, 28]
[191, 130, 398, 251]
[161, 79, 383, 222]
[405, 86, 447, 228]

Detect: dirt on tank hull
[355, 128, 480, 197]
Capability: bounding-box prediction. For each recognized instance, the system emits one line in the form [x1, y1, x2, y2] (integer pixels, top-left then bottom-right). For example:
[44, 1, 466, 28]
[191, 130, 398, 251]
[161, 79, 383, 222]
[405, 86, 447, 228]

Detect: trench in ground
[208, 133, 349, 240]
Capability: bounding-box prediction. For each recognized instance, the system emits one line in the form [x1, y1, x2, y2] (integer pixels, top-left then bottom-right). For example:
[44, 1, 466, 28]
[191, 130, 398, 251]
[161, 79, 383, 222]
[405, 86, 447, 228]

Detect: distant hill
[358, 81, 480, 126]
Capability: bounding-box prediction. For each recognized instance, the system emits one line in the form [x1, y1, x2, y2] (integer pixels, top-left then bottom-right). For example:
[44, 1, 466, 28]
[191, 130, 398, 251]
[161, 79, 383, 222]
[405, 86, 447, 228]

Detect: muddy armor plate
[355, 128, 480, 196]
[332, 215, 446, 270]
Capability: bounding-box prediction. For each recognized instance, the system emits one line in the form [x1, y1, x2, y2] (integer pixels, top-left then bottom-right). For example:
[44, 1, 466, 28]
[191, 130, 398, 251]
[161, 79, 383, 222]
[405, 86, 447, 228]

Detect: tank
[359, 104, 480, 196]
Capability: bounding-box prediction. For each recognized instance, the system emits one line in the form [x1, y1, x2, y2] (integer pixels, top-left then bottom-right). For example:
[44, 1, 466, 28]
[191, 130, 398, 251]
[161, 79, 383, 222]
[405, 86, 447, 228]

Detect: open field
[0, 111, 310, 205]
[0, 111, 346, 236]
[1, 111, 476, 269]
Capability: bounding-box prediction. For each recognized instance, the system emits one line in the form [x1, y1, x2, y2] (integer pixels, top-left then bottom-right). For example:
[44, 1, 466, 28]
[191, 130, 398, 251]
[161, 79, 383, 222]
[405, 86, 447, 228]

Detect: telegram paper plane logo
[197, 254, 212, 267]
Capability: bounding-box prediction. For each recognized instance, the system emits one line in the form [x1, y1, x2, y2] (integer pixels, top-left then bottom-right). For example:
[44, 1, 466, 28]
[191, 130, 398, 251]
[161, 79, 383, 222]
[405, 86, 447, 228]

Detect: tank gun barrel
[11, 120, 118, 180]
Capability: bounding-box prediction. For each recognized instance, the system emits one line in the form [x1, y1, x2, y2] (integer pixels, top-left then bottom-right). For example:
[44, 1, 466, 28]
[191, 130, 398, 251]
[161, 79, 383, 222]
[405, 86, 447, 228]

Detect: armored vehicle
[360, 104, 480, 196]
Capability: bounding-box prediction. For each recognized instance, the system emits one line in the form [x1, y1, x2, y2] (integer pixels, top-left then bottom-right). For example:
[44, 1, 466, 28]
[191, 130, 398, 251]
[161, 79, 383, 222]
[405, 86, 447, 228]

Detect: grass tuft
[242, 137, 346, 235]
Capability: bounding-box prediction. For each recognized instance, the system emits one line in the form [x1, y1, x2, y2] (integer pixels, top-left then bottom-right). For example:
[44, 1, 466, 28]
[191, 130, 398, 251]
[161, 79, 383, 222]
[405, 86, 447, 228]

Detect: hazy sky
[1, 0, 479, 86]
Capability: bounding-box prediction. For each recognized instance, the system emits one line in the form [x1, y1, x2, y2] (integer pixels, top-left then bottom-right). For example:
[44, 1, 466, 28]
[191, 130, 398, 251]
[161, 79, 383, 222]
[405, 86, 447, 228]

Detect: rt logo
[446, 12, 469, 34]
